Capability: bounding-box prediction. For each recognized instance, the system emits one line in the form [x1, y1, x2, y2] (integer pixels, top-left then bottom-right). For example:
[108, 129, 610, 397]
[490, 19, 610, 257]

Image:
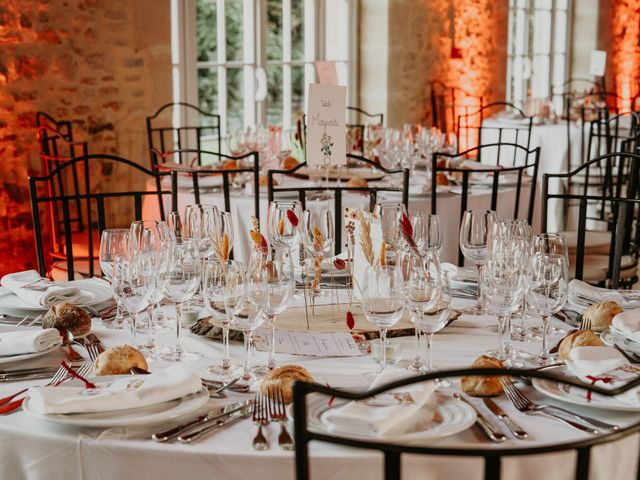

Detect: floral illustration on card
[320, 131, 334, 158]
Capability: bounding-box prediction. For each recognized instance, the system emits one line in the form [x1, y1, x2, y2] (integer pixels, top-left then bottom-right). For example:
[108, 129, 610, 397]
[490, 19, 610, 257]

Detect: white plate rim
[0, 343, 62, 365]
[531, 366, 640, 413]
[22, 387, 210, 427]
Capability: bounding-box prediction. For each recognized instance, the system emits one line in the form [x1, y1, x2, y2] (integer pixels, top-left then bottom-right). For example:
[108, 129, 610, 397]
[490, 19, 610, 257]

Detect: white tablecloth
[143, 177, 540, 266]
[0, 295, 638, 480]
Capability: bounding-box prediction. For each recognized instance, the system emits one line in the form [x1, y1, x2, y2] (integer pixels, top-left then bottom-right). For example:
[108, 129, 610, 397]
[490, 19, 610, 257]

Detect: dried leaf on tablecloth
[346, 310, 355, 330]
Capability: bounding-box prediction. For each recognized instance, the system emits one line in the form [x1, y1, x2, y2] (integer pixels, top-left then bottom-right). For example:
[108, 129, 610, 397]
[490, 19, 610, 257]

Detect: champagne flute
[203, 258, 243, 377]
[162, 238, 202, 361]
[404, 252, 442, 372]
[411, 212, 442, 255]
[361, 265, 404, 373]
[459, 209, 498, 314]
[302, 210, 334, 296]
[225, 262, 267, 385]
[373, 203, 406, 265]
[211, 211, 234, 261]
[117, 248, 153, 346]
[99, 228, 129, 329]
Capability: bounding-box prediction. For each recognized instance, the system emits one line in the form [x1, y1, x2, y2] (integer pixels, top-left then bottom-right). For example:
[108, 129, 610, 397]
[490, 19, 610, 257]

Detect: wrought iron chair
[432, 144, 541, 266]
[347, 106, 384, 126]
[29, 154, 177, 280]
[293, 368, 640, 480]
[152, 148, 260, 220]
[455, 102, 533, 159]
[429, 80, 484, 135]
[542, 152, 640, 287]
[36, 111, 73, 142]
[267, 154, 409, 253]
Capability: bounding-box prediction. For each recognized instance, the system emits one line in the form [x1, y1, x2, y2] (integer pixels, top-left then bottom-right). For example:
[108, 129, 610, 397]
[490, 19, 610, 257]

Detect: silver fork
[501, 378, 617, 433]
[84, 342, 101, 363]
[579, 315, 592, 330]
[251, 393, 270, 450]
[267, 387, 294, 450]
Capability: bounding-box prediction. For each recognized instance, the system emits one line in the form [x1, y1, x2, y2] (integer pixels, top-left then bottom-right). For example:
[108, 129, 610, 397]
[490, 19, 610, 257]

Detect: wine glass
[184, 204, 219, 260]
[361, 265, 405, 373]
[162, 238, 202, 361]
[374, 203, 406, 265]
[129, 220, 171, 357]
[203, 258, 243, 377]
[267, 200, 303, 250]
[224, 262, 267, 385]
[249, 249, 294, 373]
[167, 211, 183, 242]
[412, 212, 442, 255]
[527, 233, 569, 364]
[116, 247, 154, 346]
[99, 228, 129, 329]
[404, 252, 442, 372]
[210, 211, 234, 262]
[302, 210, 334, 295]
[459, 209, 498, 314]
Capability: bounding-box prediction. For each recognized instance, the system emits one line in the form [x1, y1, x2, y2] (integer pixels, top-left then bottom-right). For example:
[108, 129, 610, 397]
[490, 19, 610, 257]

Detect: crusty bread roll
[42, 303, 91, 337]
[460, 356, 505, 397]
[558, 330, 603, 361]
[346, 176, 368, 188]
[94, 345, 148, 376]
[260, 365, 314, 404]
[582, 301, 623, 332]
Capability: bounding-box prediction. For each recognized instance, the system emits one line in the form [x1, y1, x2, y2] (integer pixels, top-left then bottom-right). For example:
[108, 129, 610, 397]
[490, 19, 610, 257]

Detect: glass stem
[425, 332, 434, 372]
[414, 328, 422, 363]
[497, 315, 508, 359]
[130, 311, 137, 342]
[379, 328, 388, 369]
[175, 302, 183, 357]
[540, 316, 550, 360]
[475, 264, 483, 312]
[267, 315, 277, 370]
[115, 297, 124, 325]
[146, 304, 155, 348]
[222, 323, 231, 369]
[242, 331, 251, 381]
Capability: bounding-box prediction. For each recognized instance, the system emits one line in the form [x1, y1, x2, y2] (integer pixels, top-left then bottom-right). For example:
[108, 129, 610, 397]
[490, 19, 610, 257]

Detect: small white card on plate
[306, 83, 347, 167]
[253, 329, 363, 357]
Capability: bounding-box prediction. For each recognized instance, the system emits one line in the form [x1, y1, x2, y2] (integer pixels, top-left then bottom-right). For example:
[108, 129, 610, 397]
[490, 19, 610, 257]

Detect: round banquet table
[142, 175, 541, 266]
[0, 294, 638, 480]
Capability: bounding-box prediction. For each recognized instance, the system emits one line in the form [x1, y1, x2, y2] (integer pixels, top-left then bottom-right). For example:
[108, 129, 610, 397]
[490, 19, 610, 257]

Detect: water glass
[99, 228, 129, 329]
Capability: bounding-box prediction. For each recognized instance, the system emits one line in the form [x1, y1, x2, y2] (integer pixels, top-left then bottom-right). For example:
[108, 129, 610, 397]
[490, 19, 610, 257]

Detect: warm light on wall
[611, 0, 640, 111]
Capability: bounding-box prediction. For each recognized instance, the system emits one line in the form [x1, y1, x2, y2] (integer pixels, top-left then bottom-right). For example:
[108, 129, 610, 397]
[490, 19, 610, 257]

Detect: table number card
[306, 83, 347, 167]
[315, 61, 338, 85]
[252, 329, 364, 357]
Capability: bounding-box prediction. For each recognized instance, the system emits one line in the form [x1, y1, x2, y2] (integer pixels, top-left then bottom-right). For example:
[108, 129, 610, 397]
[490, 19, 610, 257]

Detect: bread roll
[94, 345, 148, 376]
[260, 365, 314, 404]
[460, 356, 505, 397]
[582, 301, 623, 332]
[346, 176, 368, 188]
[42, 303, 91, 337]
[558, 330, 603, 361]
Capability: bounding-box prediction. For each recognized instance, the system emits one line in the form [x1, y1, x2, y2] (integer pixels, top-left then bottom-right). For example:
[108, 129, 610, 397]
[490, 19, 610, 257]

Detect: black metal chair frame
[429, 80, 484, 135]
[542, 152, 640, 288]
[267, 154, 409, 253]
[36, 126, 89, 261]
[36, 111, 73, 143]
[293, 367, 640, 480]
[346, 106, 384, 125]
[455, 101, 533, 160]
[152, 148, 260, 220]
[29, 154, 177, 280]
[432, 144, 541, 266]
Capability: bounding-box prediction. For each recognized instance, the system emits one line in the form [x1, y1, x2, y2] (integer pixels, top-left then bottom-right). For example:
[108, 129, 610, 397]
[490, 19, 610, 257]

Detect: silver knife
[0, 372, 62, 383]
[152, 400, 251, 442]
[454, 394, 507, 442]
[483, 398, 528, 439]
[178, 404, 254, 444]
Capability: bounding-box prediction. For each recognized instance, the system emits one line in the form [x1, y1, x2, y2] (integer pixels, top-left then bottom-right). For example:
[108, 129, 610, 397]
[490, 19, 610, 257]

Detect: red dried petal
[287, 209, 299, 227]
[346, 311, 355, 330]
[333, 258, 346, 270]
[400, 212, 413, 238]
[326, 382, 335, 408]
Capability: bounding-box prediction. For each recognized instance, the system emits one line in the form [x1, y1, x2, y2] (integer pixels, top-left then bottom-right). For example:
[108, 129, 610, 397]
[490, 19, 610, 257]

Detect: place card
[315, 61, 338, 85]
[252, 329, 364, 357]
[306, 83, 347, 167]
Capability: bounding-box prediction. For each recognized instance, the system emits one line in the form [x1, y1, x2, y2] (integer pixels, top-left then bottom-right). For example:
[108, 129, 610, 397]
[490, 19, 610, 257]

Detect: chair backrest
[292, 367, 640, 480]
[267, 154, 409, 253]
[35, 112, 73, 146]
[146, 102, 222, 170]
[29, 154, 176, 280]
[455, 102, 533, 157]
[429, 80, 484, 136]
[36, 126, 89, 257]
[542, 152, 640, 287]
[152, 148, 260, 220]
[432, 144, 541, 266]
[586, 111, 640, 161]
[347, 106, 384, 126]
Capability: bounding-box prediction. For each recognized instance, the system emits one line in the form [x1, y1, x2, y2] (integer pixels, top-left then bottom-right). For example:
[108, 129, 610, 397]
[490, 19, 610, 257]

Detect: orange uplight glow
[611, 1, 640, 112]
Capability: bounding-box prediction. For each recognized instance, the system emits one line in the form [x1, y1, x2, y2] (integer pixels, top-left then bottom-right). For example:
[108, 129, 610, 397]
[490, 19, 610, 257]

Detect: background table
[0, 295, 637, 480]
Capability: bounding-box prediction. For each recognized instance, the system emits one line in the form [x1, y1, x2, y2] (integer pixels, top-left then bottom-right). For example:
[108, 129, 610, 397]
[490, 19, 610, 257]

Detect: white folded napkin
[612, 310, 640, 342]
[1, 270, 87, 308]
[322, 369, 435, 438]
[0, 328, 62, 357]
[441, 263, 477, 283]
[568, 279, 640, 309]
[27, 365, 203, 415]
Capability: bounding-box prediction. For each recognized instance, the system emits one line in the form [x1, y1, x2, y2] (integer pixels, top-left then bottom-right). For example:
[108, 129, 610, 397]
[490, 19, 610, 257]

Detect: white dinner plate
[532, 365, 640, 412]
[601, 328, 640, 354]
[290, 391, 476, 444]
[176, 173, 224, 189]
[22, 384, 210, 428]
[0, 280, 113, 315]
[295, 166, 385, 182]
[0, 343, 61, 366]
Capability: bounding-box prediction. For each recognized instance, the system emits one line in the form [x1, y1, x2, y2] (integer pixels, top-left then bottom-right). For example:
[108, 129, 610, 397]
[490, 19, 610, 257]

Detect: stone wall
[0, 0, 172, 276]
